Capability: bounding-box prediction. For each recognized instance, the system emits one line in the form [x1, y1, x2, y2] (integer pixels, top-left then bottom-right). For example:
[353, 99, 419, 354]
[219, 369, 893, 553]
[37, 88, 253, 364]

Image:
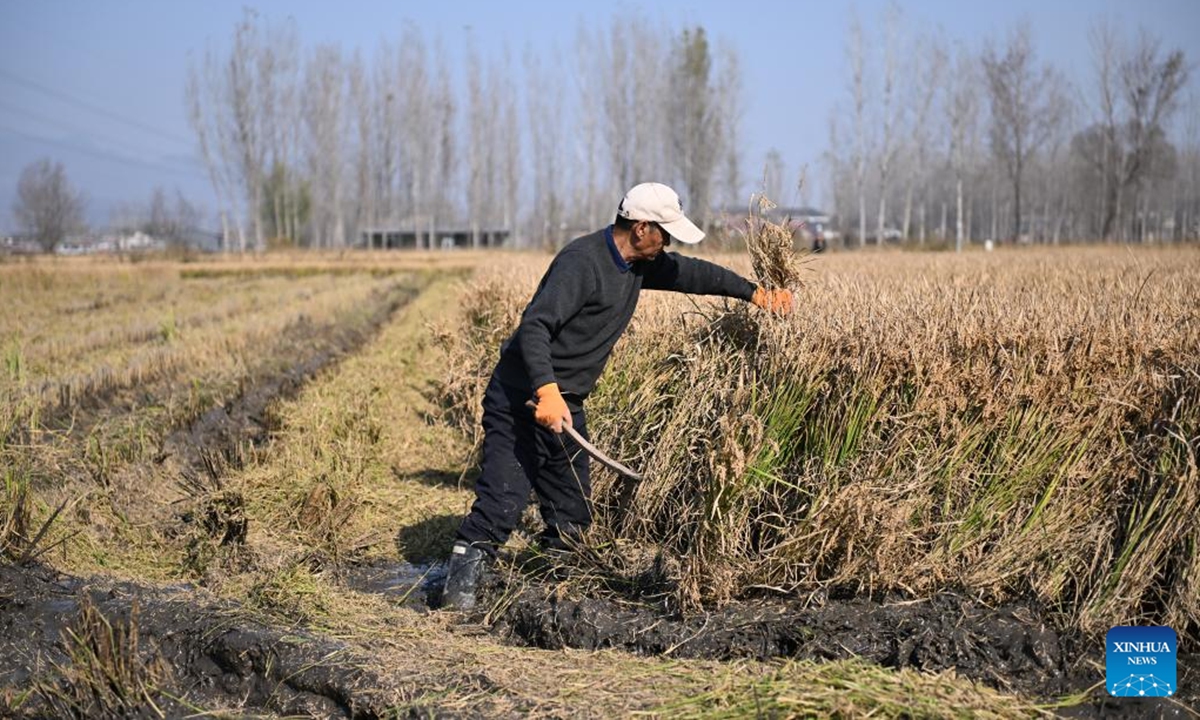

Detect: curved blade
[524, 400, 642, 481]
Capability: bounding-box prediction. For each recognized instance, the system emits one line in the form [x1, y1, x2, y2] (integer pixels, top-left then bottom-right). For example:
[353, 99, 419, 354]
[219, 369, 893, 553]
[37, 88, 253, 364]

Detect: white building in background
[117, 231, 164, 251]
[54, 230, 168, 255]
[1, 235, 42, 254]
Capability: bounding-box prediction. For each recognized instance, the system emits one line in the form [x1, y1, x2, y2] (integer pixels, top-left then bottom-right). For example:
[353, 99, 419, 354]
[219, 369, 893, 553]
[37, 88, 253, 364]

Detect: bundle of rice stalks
[743, 193, 806, 291]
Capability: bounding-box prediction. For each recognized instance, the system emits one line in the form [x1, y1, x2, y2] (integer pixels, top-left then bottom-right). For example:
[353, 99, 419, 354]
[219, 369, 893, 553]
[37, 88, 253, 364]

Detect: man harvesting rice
[443, 182, 794, 610]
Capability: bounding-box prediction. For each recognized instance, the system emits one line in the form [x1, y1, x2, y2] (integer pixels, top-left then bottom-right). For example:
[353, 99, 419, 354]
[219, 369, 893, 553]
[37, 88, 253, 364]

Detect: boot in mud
[441, 540, 486, 611]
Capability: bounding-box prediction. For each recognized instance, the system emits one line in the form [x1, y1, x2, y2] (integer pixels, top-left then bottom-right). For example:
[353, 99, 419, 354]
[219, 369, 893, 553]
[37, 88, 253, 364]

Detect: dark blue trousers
[456, 374, 591, 554]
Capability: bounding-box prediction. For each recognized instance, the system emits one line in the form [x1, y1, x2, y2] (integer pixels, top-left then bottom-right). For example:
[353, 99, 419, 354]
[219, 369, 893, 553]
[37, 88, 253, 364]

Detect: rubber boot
[442, 540, 485, 610]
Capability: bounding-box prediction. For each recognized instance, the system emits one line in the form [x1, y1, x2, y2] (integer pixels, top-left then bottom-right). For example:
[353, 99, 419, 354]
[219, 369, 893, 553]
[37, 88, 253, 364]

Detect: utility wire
[0, 67, 195, 149]
[0, 99, 203, 175]
[0, 123, 210, 182]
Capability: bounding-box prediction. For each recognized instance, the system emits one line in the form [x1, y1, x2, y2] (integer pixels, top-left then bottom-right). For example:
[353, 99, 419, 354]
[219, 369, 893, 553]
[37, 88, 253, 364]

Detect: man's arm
[641, 252, 756, 300]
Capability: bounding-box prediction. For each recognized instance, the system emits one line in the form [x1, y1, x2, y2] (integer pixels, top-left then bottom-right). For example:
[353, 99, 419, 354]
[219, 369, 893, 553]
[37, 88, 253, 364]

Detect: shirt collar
[605, 225, 631, 273]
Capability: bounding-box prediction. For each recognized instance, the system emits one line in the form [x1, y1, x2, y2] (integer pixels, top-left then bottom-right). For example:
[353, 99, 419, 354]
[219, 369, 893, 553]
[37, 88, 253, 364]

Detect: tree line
[825, 8, 1193, 247]
[184, 10, 742, 251]
[11, 8, 1194, 253]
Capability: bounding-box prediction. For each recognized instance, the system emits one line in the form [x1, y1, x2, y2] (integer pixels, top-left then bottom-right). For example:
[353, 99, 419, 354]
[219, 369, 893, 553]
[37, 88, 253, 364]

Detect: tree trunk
[902, 183, 913, 240]
[220, 210, 231, 253]
[990, 179, 998, 241]
[1012, 159, 1022, 243]
[955, 176, 964, 253]
[966, 196, 973, 245]
[858, 194, 866, 249]
[877, 194, 887, 246]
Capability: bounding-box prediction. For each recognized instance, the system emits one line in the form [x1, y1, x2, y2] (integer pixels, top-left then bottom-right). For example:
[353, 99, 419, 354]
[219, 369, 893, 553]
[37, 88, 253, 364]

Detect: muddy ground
[3, 274, 1196, 718]
[478, 566, 1198, 718]
[5, 553, 1194, 718]
[0, 563, 434, 718]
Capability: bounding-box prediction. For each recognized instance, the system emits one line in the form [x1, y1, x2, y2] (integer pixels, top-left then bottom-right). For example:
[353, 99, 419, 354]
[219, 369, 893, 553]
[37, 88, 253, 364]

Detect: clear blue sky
[1, 0, 1197, 232]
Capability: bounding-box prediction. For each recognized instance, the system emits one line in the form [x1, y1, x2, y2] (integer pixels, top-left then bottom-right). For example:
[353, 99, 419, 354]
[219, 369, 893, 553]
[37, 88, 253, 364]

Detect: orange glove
[751, 287, 794, 314]
[534, 382, 572, 433]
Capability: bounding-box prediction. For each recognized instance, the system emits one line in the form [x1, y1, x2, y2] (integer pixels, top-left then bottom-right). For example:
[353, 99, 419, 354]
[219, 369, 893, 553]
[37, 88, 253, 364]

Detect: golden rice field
[1, 245, 1197, 717]
[442, 245, 1200, 636]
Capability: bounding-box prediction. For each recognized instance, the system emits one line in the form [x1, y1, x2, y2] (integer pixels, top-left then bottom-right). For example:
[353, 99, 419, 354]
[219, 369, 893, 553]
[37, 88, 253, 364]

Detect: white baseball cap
[616, 182, 705, 244]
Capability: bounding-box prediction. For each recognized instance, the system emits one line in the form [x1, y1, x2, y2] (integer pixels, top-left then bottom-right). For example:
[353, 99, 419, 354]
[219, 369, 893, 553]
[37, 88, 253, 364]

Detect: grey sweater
[495, 227, 756, 400]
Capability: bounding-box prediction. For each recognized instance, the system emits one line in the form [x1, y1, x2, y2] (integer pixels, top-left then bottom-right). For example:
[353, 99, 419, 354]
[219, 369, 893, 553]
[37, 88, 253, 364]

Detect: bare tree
[571, 27, 604, 234]
[142, 186, 202, 245]
[595, 17, 669, 193]
[900, 30, 946, 243]
[669, 26, 722, 229]
[947, 44, 980, 251]
[186, 49, 238, 251]
[256, 18, 300, 245]
[498, 48, 521, 246]
[228, 10, 269, 251]
[371, 40, 403, 231]
[465, 34, 492, 248]
[981, 20, 1070, 242]
[875, 2, 903, 244]
[848, 9, 869, 247]
[762, 148, 785, 203]
[1183, 89, 1200, 240]
[396, 25, 435, 249]
[13, 158, 86, 253]
[823, 108, 851, 246]
[432, 41, 457, 247]
[1088, 19, 1123, 240]
[1112, 30, 1188, 240]
[346, 50, 372, 244]
[303, 45, 348, 248]
[715, 41, 745, 212]
[527, 42, 567, 247]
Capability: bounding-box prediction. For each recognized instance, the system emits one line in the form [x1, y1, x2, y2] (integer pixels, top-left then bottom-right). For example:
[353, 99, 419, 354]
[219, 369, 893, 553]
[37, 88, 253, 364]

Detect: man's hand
[752, 287, 794, 314]
[534, 382, 572, 433]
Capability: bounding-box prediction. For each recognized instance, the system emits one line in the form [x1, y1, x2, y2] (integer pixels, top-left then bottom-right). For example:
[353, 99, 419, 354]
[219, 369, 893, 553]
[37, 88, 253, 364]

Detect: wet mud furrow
[488, 578, 1199, 717]
[161, 281, 420, 475]
[0, 566, 437, 718]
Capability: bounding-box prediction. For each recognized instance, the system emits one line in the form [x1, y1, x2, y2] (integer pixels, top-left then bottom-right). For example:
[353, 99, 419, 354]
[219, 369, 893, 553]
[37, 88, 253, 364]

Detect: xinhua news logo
[1106, 626, 1176, 697]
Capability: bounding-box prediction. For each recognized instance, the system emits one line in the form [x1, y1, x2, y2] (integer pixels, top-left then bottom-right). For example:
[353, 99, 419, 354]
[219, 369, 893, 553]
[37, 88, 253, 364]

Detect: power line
[0, 67, 196, 149]
[0, 124, 211, 183]
[0, 99, 203, 175]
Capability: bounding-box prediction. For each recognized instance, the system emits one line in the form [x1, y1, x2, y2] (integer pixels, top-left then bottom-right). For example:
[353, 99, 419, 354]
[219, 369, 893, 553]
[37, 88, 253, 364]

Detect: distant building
[176, 227, 222, 252]
[1, 235, 42, 255]
[359, 226, 510, 249]
[55, 230, 168, 255]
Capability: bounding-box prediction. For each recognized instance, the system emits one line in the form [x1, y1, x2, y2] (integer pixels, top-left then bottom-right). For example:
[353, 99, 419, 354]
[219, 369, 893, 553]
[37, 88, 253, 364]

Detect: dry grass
[654, 657, 1048, 719]
[435, 242, 1200, 642]
[222, 274, 476, 593]
[0, 257, 430, 581]
[2, 264, 399, 432]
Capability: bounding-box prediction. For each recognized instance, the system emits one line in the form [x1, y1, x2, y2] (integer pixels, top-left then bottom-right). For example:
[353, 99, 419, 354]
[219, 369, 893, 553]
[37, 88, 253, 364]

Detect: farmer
[442, 182, 794, 610]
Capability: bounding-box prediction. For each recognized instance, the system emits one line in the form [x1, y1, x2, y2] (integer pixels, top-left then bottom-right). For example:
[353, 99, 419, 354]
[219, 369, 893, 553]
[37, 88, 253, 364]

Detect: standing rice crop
[435, 239, 1200, 642]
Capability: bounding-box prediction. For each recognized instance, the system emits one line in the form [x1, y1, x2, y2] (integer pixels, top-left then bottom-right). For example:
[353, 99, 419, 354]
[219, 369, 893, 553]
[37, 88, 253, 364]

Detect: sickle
[524, 400, 642, 481]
